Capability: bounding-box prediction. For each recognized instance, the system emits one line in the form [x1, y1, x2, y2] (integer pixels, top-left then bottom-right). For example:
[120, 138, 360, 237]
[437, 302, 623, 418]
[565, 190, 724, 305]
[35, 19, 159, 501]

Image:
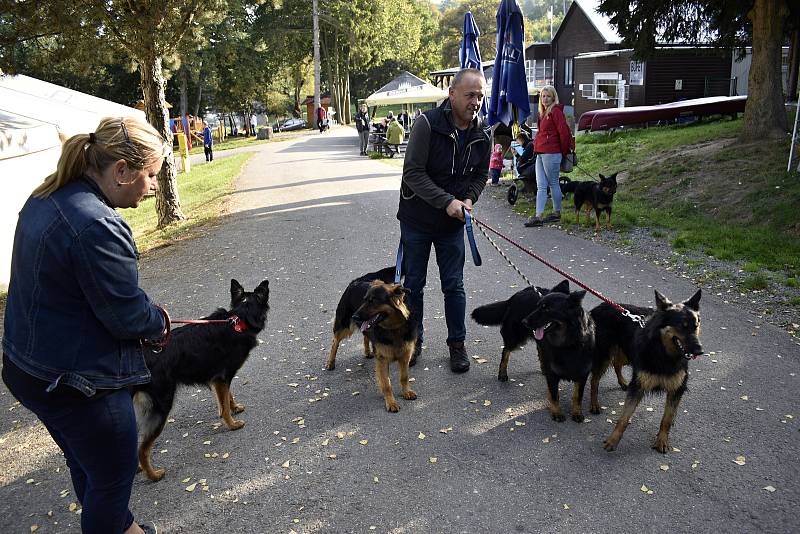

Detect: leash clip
[623, 310, 647, 328]
[229, 315, 247, 333]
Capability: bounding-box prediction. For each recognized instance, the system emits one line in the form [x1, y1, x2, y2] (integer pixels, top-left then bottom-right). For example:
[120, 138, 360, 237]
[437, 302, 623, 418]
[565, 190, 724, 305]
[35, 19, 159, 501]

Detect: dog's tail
[471, 300, 508, 326]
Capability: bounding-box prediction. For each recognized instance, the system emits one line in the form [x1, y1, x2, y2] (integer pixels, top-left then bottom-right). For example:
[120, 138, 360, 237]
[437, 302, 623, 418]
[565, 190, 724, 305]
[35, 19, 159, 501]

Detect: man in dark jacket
[397, 68, 490, 373]
[355, 103, 370, 155]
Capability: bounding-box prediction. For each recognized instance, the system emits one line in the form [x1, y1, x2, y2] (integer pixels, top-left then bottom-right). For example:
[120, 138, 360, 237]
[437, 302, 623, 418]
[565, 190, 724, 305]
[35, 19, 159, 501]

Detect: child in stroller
[507, 131, 535, 205]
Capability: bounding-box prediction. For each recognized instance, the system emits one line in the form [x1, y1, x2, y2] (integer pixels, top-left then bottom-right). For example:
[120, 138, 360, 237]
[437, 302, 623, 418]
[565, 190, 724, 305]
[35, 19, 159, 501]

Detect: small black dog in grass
[521, 287, 595, 422]
[352, 281, 418, 412]
[326, 266, 397, 371]
[471, 280, 569, 382]
[133, 279, 270, 481]
[568, 172, 618, 230]
[603, 289, 703, 453]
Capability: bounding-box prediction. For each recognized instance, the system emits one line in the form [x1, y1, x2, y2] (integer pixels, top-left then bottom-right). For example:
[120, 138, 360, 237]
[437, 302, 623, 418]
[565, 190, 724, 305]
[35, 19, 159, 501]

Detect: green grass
[741, 273, 770, 291]
[789, 296, 800, 306]
[560, 116, 800, 274]
[119, 153, 253, 252]
[787, 277, 799, 288]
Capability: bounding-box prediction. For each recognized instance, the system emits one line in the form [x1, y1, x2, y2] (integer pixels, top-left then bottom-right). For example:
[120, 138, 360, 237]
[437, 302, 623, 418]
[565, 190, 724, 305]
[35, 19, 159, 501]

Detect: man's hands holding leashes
[446, 199, 481, 266]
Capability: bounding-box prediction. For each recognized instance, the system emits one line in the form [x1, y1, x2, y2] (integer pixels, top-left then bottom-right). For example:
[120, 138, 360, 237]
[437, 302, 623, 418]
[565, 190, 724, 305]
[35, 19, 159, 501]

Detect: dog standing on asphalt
[603, 289, 703, 453]
[351, 281, 418, 412]
[471, 281, 570, 382]
[133, 279, 270, 481]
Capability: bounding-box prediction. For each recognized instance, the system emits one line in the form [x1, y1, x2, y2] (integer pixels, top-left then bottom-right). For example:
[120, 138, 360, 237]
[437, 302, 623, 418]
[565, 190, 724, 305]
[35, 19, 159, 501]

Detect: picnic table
[369, 130, 408, 155]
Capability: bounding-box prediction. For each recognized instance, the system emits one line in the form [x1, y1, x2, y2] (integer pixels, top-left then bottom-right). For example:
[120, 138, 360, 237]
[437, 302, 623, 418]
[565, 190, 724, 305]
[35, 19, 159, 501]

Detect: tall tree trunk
[180, 67, 188, 117]
[788, 27, 799, 101]
[333, 32, 342, 124]
[194, 61, 204, 117]
[321, 33, 335, 122]
[344, 67, 352, 124]
[139, 55, 185, 227]
[741, 0, 789, 141]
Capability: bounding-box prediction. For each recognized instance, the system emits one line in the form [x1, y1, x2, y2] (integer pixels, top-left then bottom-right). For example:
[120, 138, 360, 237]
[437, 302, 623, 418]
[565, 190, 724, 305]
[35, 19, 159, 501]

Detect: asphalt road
[1, 127, 798, 534]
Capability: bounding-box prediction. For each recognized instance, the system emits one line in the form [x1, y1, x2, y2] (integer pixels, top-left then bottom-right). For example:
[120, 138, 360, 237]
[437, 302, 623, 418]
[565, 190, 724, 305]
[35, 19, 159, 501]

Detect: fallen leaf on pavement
[733, 455, 746, 466]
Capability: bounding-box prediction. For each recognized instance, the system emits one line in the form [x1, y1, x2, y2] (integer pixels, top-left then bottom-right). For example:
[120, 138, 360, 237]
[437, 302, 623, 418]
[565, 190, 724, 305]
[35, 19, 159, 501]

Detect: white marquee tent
[364, 71, 447, 107]
[0, 74, 145, 288]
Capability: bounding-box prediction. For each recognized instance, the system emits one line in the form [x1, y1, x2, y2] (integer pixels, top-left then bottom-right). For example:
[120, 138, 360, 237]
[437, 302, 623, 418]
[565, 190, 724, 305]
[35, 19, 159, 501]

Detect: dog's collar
[230, 315, 248, 333]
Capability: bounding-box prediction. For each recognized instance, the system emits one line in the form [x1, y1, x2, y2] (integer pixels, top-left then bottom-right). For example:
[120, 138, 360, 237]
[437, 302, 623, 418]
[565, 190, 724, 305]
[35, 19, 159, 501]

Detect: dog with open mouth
[603, 289, 703, 453]
[351, 281, 418, 412]
[520, 285, 596, 422]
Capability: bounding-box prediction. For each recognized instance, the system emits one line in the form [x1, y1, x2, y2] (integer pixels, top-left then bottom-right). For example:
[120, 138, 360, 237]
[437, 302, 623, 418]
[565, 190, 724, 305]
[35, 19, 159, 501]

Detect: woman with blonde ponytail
[3, 116, 170, 534]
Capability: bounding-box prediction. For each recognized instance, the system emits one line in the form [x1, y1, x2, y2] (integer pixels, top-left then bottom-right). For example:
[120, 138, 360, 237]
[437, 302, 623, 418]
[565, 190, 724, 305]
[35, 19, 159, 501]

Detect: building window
[564, 58, 573, 86]
[525, 59, 555, 87]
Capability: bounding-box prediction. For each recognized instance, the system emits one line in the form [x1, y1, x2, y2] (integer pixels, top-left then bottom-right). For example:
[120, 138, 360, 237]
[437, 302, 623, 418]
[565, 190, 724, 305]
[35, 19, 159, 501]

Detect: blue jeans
[2, 354, 138, 534]
[489, 168, 501, 183]
[535, 152, 563, 215]
[400, 222, 466, 345]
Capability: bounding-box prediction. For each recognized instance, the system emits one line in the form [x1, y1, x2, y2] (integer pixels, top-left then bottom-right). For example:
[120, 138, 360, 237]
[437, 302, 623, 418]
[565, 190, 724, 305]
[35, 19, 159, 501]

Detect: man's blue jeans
[400, 222, 466, 345]
[2, 354, 139, 534]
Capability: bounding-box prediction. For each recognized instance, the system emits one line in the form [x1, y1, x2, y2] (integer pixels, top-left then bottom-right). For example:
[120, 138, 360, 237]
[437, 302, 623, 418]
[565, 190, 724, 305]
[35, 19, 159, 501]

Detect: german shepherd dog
[133, 279, 270, 481]
[471, 280, 570, 382]
[326, 266, 397, 370]
[521, 287, 595, 422]
[603, 289, 703, 453]
[566, 172, 618, 230]
[351, 281, 418, 412]
[587, 301, 649, 414]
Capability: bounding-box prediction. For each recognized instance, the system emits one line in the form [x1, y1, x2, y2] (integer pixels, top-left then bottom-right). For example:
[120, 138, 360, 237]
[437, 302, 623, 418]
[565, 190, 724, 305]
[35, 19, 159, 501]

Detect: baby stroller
[506, 142, 536, 206]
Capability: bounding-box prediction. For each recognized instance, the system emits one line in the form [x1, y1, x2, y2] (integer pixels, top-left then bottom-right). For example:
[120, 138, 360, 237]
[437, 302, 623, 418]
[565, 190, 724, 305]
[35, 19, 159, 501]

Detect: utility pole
[313, 0, 321, 112]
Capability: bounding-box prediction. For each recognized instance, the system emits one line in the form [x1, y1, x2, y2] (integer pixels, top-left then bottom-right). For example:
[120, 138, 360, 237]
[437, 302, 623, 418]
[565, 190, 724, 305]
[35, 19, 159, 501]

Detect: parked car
[273, 118, 307, 132]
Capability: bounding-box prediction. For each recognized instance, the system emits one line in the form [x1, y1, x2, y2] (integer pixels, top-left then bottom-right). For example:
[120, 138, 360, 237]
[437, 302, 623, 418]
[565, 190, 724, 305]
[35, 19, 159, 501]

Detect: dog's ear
[231, 279, 245, 301]
[255, 279, 270, 302]
[683, 289, 701, 311]
[607, 173, 618, 183]
[390, 284, 410, 301]
[553, 280, 570, 294]
[599, 173, 606, 181]
[654, 290, 672, 311]
[568, 290, 587, 305]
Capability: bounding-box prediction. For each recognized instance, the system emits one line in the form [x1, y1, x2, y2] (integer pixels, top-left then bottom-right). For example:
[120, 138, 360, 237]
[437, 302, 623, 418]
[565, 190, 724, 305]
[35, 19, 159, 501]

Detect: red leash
[146, 306, 247, 352]
[471, 215, 646, 327]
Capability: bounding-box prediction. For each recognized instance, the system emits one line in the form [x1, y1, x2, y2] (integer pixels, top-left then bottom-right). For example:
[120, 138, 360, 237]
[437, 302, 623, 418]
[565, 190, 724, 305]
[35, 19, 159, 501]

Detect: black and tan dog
[326, 266, 396, 370]
[350, 281, 418, 412]
[521, 287, 596, 422]
[565, 172, 618, 230]
[587, 301, 649, 414]
[133, 279, 270, 481]
[471, 281, 570, 382]
[603, 289, 703, 453]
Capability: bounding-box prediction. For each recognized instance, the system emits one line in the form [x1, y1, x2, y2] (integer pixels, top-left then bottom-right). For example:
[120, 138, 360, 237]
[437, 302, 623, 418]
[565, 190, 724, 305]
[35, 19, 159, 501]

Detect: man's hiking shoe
[448, 341, 470, 373]
[524, 216, 544, 227]
[544, 212, 561, 223]
[409, 340, 422, 367]
[139, 521, 158, 534]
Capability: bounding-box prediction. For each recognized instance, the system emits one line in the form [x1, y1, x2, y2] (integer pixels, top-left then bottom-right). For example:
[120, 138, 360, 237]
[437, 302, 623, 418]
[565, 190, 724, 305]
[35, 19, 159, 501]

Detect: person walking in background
[488, 143, 504, 185]
[397, 68, 491, 373]
[524, 85, 573, 227]
[202, 121, 213, 162]
[316, 106, 328, 133]
[2, 116, 169, 534]
[385, 114, 405, 158]
[355, 103, 370, 156]
[250, 113, 257, 136]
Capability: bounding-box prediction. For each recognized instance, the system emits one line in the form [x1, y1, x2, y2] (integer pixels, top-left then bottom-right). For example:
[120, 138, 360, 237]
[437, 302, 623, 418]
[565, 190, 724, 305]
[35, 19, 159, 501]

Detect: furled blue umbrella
[459, 11, 482, 70]
[459, 11, 487, 116]
[488, 0, 530, 127]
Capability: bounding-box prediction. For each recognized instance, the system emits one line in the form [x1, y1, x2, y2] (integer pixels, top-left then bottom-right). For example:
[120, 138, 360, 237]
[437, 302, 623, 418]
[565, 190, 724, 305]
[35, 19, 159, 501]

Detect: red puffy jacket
[533, 103, 574, 156]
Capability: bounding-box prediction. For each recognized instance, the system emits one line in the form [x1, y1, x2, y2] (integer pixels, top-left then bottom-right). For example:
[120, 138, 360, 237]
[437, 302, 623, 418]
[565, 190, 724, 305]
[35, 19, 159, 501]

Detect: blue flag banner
[488, 0, 530, 127]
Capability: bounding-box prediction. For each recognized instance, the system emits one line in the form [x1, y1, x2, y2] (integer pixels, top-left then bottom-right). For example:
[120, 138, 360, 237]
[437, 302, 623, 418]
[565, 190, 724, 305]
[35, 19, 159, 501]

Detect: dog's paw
[652, 437, 670, 454]
[145, 468, 165, 482]
[324, 362, 335, 371]
[227, 419, 245, 430]
[231, 403, 245, 414]
[618, 383, 628, 391]
[590, 405, 601, 415]
[551, 412, 566, 422]
[386, 401, 400, 413]
[571, 413, 585, 423]
[498, 371, 509, 382]
[364, 352, 375, 359]
[602, 439, 618, 452]
[403, 389, 417, 400]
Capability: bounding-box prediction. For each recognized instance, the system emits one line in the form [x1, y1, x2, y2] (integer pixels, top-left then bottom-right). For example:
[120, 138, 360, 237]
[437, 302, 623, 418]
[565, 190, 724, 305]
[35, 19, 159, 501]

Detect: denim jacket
[2, 178, 165, 396]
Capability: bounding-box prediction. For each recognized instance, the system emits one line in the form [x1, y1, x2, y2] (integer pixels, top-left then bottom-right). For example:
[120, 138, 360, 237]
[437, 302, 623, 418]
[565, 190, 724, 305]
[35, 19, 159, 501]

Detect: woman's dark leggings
[2, 354, 139, 534]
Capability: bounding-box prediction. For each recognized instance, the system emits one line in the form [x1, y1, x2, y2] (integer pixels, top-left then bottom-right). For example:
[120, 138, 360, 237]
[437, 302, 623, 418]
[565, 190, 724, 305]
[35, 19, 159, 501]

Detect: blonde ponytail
[33, 116, 169, 198]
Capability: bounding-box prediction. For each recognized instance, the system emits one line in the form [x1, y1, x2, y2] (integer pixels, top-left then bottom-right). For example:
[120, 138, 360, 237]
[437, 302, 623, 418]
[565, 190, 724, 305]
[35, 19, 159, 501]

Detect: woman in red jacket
[524, 85, 574, 227]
